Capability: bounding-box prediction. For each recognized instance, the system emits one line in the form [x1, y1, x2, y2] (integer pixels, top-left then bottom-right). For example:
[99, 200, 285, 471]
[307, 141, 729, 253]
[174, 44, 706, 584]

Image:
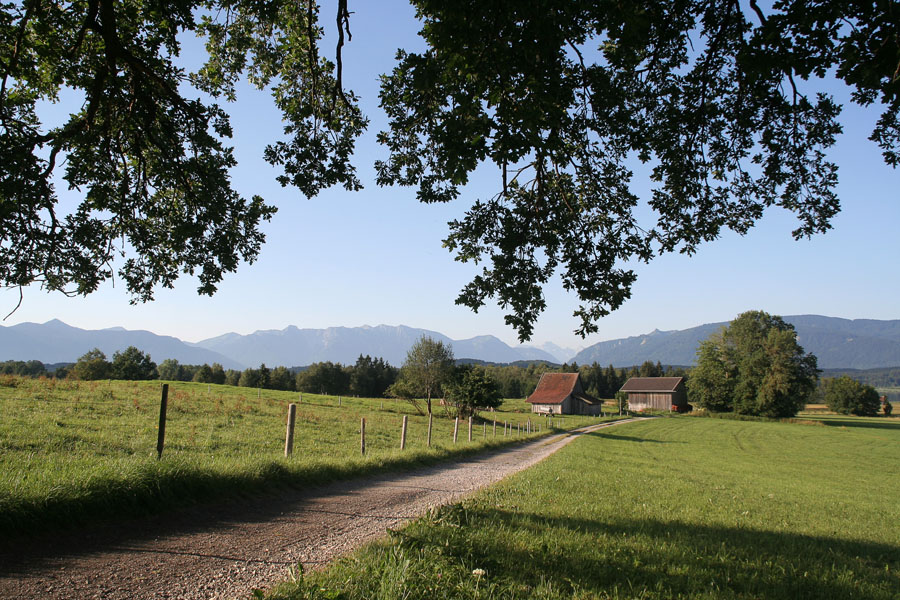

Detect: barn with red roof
[526, 372, 603, 415]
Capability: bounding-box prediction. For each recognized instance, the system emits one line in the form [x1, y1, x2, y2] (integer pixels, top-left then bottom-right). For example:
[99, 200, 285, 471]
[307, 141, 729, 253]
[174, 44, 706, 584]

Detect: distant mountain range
[192, 324, 560, 368]
[0, 319, 242, 369]
[0, 321, 559, 368]
[2, 315, 899, 371]
[573, 315, 900, 369]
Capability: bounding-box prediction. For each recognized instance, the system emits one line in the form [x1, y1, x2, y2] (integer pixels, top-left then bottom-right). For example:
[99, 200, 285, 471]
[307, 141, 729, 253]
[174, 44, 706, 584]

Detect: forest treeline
[0, 351, 687, 400]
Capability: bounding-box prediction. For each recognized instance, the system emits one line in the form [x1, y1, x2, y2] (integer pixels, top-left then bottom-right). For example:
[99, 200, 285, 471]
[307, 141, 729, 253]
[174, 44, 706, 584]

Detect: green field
[0, 376, 603, 536]
[268, 415, 900, 600]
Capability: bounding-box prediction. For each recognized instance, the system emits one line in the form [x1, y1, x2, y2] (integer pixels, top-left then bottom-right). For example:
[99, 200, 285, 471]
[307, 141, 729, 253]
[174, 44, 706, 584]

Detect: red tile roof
[526, 373, 580, 405]
[620, 377, 684, 393]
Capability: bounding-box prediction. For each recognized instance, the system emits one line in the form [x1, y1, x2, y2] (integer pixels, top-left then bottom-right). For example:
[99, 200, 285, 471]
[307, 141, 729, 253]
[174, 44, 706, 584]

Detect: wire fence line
[0, 381, 579, 461]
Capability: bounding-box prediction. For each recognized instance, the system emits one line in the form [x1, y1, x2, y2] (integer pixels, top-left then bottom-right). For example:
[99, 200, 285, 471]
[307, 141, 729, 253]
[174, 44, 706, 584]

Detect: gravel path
[0, 418, 646, 600]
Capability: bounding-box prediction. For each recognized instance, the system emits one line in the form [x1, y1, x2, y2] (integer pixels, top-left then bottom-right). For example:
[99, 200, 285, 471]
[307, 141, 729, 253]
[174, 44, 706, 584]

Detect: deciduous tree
[394, 335, 455, 414]
[193, 363, 215, 383]
[157, 359, 184, 381]
[445, 365, 502, 418]
[823, 376, 881, 417]
[111, 346, 157, 380]
[688, 311, 818, 417]
[72, 348, 111, 381]
[3, 0, 896, 339]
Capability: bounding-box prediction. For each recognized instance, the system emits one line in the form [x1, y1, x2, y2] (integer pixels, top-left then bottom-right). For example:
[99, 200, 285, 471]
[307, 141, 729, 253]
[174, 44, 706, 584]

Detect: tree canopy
[72, 348, 111, 380]
[110, 345, 157, 380]
[391, 335, 455, 414]
[2, 0, 897, 338]
[822, 375, 881, 417]
[687, 310, 819, 418]
[445, 365, 502, 417]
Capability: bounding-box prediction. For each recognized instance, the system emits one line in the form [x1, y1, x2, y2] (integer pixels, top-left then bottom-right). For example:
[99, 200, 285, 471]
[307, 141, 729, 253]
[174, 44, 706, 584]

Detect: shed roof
[620, 377, 684, 393]
[526, 373, 600, 405]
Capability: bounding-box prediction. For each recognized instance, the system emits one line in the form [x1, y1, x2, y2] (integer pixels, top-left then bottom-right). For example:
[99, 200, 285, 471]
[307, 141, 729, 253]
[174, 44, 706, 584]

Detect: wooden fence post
[468, 416, 473, 442]
[400, 415, 408, 450]
[285, 403, 297, 457]
[493, 419, 497, 437]
[157, 384, 168, 459]
[427, 413, 433, 447]
[453, 417, 459, 444]
[483, 422, 486, 439]
[361, 417, 366, 455]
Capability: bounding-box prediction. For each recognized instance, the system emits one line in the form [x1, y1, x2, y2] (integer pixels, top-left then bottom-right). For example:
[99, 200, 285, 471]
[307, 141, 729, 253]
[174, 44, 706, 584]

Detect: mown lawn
[269, 415, 900, 600]
[0, 376, 603, 537]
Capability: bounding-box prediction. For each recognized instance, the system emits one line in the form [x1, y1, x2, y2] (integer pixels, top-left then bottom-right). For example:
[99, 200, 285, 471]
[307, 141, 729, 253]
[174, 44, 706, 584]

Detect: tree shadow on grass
[812, 417, 900, 431]
[586, 431, 684, 444]
[404, 506, 898, 600]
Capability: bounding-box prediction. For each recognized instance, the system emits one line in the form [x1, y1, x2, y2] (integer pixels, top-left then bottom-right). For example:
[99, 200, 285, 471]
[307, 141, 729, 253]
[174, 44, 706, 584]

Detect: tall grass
[0, 377, 603, 536]
[268, 416, 900, 600]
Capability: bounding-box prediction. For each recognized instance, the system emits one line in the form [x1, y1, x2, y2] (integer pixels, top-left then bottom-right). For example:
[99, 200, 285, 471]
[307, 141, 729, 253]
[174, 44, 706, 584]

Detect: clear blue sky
[3, 1, 898, 352]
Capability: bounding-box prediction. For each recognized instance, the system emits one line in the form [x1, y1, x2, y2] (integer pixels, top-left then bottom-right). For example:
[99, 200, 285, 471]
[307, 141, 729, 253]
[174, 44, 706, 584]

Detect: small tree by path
[389, 336, 455, 415]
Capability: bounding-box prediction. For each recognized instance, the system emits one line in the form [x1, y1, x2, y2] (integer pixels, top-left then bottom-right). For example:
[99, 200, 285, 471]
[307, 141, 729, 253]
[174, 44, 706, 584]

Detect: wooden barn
[620, 377, 687, 412]
[526, 373, 603, 415]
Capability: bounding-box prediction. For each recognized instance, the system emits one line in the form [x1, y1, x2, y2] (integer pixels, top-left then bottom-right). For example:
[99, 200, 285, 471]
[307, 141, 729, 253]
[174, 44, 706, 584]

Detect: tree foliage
[0, 359, 46, 376]
[445, 365, 502, 417]
[72, 348, 111, 380]
[392, 335, 455, 414]
[110, 346, 157, 380]
[2, 1, 897, 338]
[823, 375, 882, 417]
[377, 0, 899, 340]
[0, 0, 360, 303]
[687, 311, 818, 418]
[295, 361, 350, 395]
[267, 365, 294, 391]
[349, 355, 398, 398]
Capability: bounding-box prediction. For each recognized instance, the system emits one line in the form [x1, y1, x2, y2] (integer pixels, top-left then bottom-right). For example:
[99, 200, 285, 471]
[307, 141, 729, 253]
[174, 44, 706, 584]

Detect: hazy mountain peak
[573, 315, 900, 369]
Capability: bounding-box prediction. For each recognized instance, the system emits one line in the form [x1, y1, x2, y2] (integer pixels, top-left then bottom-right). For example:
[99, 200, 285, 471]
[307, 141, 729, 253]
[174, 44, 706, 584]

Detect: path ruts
[0, 417, 647, 600]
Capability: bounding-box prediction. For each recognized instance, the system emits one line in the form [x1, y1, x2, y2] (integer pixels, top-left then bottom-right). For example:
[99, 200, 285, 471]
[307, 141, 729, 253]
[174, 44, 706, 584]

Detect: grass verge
[267, 416, 900, 600]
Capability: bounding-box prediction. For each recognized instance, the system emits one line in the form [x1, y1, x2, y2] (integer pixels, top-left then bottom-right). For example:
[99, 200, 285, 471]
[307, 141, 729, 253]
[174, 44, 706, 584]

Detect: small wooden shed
[620, 377, 687, 412]
[526, 373, 603, 415]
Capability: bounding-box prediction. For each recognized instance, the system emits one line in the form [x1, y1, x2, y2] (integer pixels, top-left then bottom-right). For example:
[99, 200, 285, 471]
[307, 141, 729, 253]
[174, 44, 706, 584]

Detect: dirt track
[0, 418, 645, 600]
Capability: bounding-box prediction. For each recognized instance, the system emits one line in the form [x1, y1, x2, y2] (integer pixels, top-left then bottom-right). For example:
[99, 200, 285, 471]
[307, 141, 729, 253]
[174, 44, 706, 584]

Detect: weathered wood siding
[628, 392, 674, 411]
[627, 382, 687, 412]
[531, 402, 563, 414]
[530, 394, 603, 415]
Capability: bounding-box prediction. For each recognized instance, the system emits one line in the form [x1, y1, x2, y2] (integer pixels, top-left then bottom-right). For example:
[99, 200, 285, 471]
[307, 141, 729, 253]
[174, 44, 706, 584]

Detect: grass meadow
[268, 415, 900, 600]
[0, 376, 604, 537]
